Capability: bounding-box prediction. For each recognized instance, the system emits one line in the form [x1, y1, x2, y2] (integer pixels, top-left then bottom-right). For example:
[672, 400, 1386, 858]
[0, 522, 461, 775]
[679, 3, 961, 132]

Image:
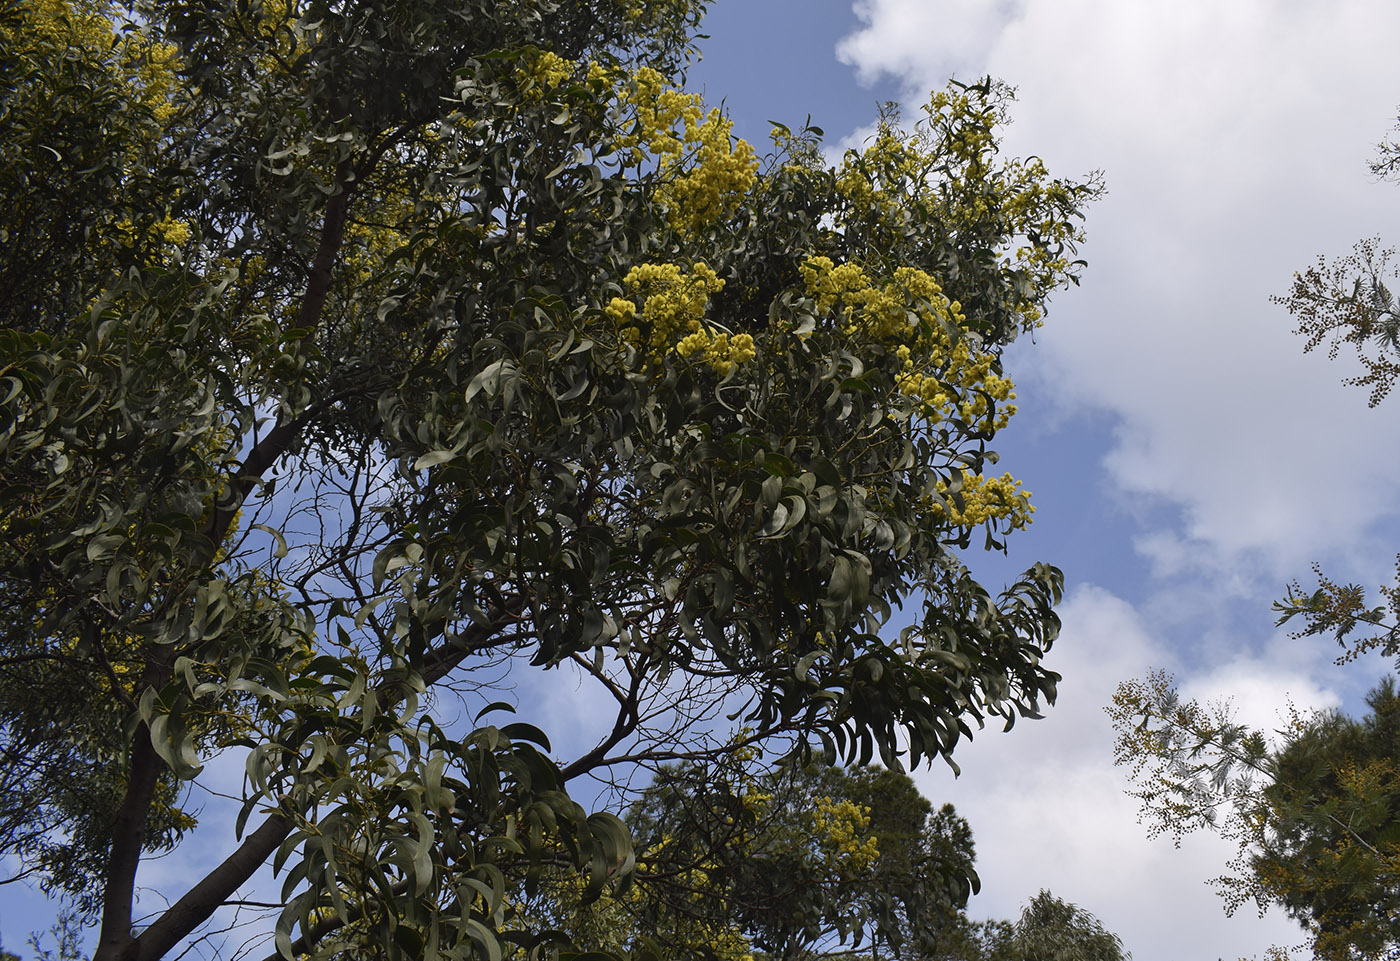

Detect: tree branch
[417, 592, 526, 688]
[129, 812, 293, 961]
[204, 383, 377, 553]
[559, 654, 647, 782]
[205, 415, 309, 551]
[293, 167, 353, 337]
[93, 726, 163, 961]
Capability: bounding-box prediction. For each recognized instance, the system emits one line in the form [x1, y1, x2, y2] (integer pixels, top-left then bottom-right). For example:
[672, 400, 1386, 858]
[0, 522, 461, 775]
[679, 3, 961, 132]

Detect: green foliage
[1008, 890, 1129, 961]
[591, 761, 979, 961]
[1109, 672, 1400, 961]
[0, 0, 175, 327]
[19, 909, 88, 961]
[0, 0, 1099, 959]
[1275, 116, 1400, 408]
[1275, 237, 1400, 408]
[913, 890, 1127, 961]
[1275, 559, 1400, 670]
[1258, 680, 1400, 961]
[570, 769, 1125, 961]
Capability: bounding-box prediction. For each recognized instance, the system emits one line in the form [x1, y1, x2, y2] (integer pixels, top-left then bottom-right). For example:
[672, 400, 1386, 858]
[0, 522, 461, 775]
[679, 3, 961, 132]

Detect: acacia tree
[614, 762, 978, 961]
[0, 0, 1099, 958]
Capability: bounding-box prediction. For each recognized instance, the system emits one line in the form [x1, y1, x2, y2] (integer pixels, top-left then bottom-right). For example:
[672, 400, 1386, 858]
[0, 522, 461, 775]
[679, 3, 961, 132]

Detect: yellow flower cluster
[610, 261, 755, 375]
[739, 787, 770, 815]
[728, 732, 759, 764]
[800, 257, 956, 340]
[622, 261, 723, 349]
[675, 328, 755, 376]
[799, 256, 1016, 432]
[605, 296, 637, 325]
[618, 67, 758, 234]
[586, 60, 613, 86]
[933, 471, 1035, 531]
[833, 126, 919, 221]
[659, 114, 758, 234]
[833, 86, 1093, 335]
[529, 847, 755, 961]
[926, 87, 998, 164]
[897, 340, 1017, 431]
[621, 0, 683, 21]
[620, 67, 701, 161]
[813, 796, 880, 872]
[30, 0, 182, 120]
[800, 257, 876, 316]
[25, 0, 186, 243]
[113, 214, 191, 250]
[516, 49, 574, 94]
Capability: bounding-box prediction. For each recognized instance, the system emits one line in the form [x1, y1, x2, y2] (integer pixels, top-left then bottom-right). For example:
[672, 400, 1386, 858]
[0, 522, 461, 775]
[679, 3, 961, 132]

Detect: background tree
[0, 0, 178, 328]
[525, 764, 1129, 961]
[1260, 680, 1400, 960]
[1002, 890, 1130, 961]
[906, 890, 1127, 961]
[0, 0, 1099, 957]
[1111, 112, 1400, 961]
[1109, 671, 1399, 961]
[616, 761, 978, 961]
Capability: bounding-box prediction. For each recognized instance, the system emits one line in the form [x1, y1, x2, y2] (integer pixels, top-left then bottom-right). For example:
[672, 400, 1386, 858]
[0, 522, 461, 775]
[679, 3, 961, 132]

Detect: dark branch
[417, 593, 526, 688]
[93, 728, 162, 961]
[130, 813, 294, 961]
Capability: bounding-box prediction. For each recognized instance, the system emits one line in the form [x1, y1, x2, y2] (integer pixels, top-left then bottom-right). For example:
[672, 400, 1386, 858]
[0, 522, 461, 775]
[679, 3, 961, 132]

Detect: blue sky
[682, 1, 1400, 958]
[5, 3, 1400, 960]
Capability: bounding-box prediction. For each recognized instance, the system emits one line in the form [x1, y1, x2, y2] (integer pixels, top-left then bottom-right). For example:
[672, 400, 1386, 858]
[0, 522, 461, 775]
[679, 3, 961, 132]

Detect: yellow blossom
[931, 471, 1035, 531]
[516, 49, 574, 94]
[813, 796, 880, 872]
[617, 68, 759, 234]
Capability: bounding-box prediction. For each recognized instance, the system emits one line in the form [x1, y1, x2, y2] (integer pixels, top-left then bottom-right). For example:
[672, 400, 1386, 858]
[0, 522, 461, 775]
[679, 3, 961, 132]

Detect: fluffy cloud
[920, 586, 1328, 961]
[838, 0, 1400, 576]
[835, 12, 1400, 956]
[838, 0, 1024, 89]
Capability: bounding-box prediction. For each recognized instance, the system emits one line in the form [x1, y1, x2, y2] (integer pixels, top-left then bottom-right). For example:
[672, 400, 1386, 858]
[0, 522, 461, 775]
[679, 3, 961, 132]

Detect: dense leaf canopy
[0, 0, 1098, 958]
[622, 761, 978, 961]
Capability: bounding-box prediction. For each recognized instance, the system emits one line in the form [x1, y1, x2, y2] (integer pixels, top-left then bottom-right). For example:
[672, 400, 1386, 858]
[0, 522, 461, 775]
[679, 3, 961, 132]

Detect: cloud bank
[832, 5, 1400, 957]
[921, 586, 1332, 959]
[840, 0, 1400, 578]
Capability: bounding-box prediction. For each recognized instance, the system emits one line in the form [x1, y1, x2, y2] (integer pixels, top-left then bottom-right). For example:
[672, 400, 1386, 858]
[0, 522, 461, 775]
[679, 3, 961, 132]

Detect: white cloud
[1181, 656, 1342, 744]
[836, 8, 1400, 933]
[827, 119, 881, 164]
[917, 585, 1325, 961]
[836, 0, 1400, 575]
[528, 658, 625, 760]
[838, 0, 1026, 88]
